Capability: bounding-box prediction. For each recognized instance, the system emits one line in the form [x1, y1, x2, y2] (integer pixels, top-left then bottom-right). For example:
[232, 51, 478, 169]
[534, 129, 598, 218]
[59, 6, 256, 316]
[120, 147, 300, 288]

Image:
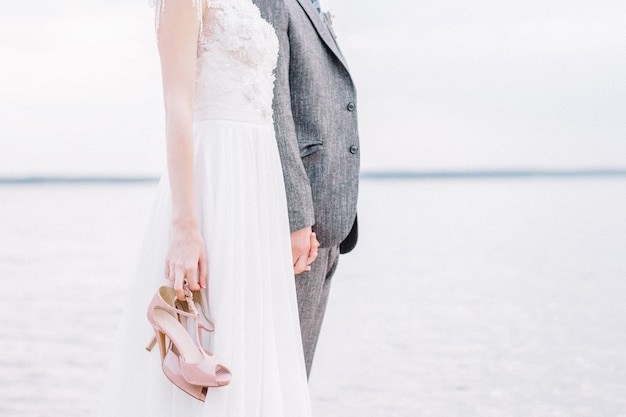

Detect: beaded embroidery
[149, 0, 279, 122]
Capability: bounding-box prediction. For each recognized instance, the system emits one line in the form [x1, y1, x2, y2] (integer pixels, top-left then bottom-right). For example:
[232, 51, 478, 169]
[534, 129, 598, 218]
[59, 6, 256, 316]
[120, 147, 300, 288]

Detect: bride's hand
[165, 226, 208, 300]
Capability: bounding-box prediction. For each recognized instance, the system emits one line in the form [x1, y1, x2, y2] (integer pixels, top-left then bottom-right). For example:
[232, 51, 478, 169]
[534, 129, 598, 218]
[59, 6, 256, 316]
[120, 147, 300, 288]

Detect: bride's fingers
[306, 251, 317, 266]
[198, 253, 208, 289]
[293, 254, 309, 274]
[165, 261, 173, 283]
[173, 264, 186, 300]
[186, 266, 201, 291]
[165, 262, 177, 287]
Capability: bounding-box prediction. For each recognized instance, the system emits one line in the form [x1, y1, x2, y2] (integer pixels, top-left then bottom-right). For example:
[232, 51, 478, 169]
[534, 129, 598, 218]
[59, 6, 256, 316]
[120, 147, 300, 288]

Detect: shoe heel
[145, 336, 157, 352]
[146, 329, 167, 361]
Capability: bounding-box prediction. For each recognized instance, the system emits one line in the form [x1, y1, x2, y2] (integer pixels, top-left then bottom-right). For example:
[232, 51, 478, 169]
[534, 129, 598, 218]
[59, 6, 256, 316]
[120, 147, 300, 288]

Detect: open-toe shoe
[146, 285, 232, 389]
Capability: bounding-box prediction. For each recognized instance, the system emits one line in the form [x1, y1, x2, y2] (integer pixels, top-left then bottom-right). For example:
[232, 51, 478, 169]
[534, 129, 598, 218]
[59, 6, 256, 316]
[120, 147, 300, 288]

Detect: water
[1, 179, 626, 416]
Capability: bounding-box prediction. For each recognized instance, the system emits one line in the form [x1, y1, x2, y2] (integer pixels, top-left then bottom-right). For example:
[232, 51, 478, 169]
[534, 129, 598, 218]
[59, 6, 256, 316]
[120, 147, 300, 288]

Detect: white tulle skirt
[98, 119, 312, 417]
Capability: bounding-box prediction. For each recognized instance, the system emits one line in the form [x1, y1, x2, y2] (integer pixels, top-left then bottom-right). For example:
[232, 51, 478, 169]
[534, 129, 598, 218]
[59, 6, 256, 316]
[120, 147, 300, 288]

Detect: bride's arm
[156, 0, 207, 300]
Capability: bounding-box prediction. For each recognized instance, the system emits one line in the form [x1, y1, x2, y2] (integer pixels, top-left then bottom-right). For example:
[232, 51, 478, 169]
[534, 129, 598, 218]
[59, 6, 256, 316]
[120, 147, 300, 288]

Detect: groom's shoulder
[253, 0, 289, 24]
[253, 0, 288, 12]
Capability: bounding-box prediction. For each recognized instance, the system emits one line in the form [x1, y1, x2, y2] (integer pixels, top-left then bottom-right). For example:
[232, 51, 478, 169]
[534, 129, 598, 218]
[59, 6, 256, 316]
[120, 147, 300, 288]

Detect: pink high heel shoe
[146, 284, 231, 397]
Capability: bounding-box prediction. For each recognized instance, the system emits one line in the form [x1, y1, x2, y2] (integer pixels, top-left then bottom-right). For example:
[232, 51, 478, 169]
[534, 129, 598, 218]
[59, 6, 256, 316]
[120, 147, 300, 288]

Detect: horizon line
[2, 168, 626, 185]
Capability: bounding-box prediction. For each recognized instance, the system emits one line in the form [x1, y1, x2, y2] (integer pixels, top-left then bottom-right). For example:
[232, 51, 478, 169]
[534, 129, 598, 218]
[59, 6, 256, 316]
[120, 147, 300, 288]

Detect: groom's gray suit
[253, 0, 360, 376]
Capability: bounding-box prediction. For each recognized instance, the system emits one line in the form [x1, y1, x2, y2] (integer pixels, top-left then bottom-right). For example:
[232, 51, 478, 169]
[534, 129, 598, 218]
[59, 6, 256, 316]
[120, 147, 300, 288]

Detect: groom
[253, 0, 360, 377]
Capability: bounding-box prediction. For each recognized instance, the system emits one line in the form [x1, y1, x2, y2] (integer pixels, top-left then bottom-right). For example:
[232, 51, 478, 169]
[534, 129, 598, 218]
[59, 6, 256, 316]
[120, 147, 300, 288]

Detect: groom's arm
[255, 0, 317, 273]
[260, 0, 315, 233]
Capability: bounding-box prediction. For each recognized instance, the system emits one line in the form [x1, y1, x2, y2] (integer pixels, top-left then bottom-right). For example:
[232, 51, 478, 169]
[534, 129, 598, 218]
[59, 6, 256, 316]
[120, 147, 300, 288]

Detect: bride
[98, 0, 317, 415]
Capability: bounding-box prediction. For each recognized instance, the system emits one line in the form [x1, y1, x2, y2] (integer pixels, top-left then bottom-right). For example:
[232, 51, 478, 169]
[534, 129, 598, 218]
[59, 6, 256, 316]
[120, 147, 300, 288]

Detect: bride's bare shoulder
[149, 0, 206, 35]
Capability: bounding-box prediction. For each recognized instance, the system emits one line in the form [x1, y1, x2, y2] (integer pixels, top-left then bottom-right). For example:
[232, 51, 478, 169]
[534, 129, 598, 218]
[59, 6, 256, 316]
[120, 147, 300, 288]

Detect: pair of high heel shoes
[146, 284, 231, 401]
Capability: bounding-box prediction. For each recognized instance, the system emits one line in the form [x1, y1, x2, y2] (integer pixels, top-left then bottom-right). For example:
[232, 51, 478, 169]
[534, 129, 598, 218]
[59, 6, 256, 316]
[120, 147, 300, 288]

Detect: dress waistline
[194, 104, 273, 126]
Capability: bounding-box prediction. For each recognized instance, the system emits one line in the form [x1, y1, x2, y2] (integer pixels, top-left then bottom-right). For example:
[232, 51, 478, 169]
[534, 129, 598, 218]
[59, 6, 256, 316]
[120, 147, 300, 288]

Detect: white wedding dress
[98, 1, 312, 415]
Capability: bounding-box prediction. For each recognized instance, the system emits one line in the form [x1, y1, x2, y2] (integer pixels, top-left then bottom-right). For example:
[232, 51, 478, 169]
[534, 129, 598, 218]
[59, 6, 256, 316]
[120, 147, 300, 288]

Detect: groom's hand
[291, 226, 319, 274]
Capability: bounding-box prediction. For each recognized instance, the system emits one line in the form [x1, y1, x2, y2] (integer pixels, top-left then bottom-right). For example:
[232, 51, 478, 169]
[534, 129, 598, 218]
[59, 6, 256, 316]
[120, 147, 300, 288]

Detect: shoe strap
[183, 280, 215, 348]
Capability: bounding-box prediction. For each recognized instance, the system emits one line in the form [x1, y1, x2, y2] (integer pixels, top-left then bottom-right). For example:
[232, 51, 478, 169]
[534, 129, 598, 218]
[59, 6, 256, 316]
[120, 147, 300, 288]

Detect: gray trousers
[294, 245, 340, 378]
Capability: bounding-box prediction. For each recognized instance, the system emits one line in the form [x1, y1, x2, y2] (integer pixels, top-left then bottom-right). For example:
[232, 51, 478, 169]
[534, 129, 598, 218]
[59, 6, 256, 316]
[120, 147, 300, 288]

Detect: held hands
[165, 225, 208, 300]
[291, 226, 320, 274]
[165, 224, 318, 296]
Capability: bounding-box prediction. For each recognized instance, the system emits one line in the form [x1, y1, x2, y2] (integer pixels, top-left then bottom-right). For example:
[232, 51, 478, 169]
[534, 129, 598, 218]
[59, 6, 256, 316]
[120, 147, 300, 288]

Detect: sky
[1, 0, 625, 176]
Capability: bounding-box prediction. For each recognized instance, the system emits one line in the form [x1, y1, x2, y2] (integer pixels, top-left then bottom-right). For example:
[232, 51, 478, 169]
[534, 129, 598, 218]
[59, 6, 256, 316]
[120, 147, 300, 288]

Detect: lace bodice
[196, 0, 278, 124]
[153, 0, 278, 124]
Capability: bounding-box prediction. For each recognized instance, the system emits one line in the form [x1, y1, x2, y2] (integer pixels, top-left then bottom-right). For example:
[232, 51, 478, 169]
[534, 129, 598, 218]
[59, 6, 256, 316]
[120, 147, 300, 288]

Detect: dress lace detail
[195, 0, 279, 123]
[150, 0, 278, 123]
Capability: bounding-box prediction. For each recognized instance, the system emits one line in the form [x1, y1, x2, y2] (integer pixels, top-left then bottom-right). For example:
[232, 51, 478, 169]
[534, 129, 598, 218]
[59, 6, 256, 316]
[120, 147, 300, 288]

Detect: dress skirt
[98, 119, 312, 417]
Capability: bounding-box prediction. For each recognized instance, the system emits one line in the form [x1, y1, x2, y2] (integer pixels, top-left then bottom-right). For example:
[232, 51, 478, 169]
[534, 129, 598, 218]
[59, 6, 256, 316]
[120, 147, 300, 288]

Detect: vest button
[349, 144, 359, 154]
[346, 102, 356, 111]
